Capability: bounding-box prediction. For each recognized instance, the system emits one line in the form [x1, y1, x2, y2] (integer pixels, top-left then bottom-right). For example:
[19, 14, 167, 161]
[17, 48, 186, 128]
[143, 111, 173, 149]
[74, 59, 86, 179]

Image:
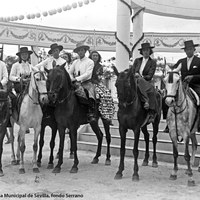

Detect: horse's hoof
[11, 160, 17, 165]
[91, 158, 99, 164]
[142, 160, 148, 166]
[69, 153, 74, 159]
[188, 180, 195, 187]
[185, 169, 192, 175]
[16, 160, 20, 165]
[169, 174, 177, 180]
[52, 167, 61, 174]
[19, 168, 25, 174]
[152, 162, 158, 168]
[37, 162, 41, 168]
[105, 159, 111, 166]
[47, 164, 54, 169]
[70, 167, 78, 173]
[114, 173, 123, 180]
[33, 168, 40, 173]
[0, 170, 4, 177]
[132, 174, 139, 181]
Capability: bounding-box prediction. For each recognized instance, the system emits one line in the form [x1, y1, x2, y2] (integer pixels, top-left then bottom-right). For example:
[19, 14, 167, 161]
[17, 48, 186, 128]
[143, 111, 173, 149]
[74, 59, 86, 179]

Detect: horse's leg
[132, 128, 140, 181]
[8, 124, 18, 165]
[69, 126, 79, 173]
[183, 136, 195, 186]
[52, 126, 65, 173]
[37, 124, 45, 167]
[68, 130, 74, 159]
[141, 125, 149, 166]
[47, 125, 57, 169]
[152, 120, 159, 168]
[114, 126, 127, 180]
[169, 139, 178, 180]
[0, 128, 6, 177]
[18, 127, 26, 174]
[102, 118, 111, 165]
[32, 125, 40, 173]
[190, 133, 197, 168]
[90, 120, 103, 164]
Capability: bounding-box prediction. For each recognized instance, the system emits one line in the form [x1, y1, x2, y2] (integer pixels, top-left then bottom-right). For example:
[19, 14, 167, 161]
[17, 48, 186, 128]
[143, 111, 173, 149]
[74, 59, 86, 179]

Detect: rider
[173, 40, 200, 97]
[68, 42, 96, 123]
[35, 43, 67, 71]
[131, 42, 157, 124]
[173, 40, 200, 130]
[0, 59, 8, 89]
[9, 47, 33, 95]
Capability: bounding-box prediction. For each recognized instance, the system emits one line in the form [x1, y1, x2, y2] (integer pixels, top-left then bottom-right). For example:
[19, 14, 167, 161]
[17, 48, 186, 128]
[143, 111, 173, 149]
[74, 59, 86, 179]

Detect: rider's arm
[9, 63, 20, 82]
[143, 59, 156, 81]
[34, 58, 49, 71]
[0, 62, 8, 86]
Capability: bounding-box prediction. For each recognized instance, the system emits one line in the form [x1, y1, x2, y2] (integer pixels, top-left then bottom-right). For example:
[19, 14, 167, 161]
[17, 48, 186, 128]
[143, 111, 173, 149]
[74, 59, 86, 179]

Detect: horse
[47, 63, 112, 173]
[9, 68, 48, 174]
[0, 90, 10, 176]
[163, 65, 199, 186]
[114, 69, 162, 181]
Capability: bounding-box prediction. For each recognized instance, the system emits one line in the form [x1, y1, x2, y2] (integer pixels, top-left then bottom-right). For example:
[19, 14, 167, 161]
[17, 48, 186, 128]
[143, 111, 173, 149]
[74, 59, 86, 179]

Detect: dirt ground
[1, 127, 200, 200]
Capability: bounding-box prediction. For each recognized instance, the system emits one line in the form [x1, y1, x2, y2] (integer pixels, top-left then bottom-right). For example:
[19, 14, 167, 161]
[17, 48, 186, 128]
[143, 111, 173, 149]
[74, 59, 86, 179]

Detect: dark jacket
[173, 55, 200, 96]
[91, 63, 103, 84]
[131, 57, 157, 81]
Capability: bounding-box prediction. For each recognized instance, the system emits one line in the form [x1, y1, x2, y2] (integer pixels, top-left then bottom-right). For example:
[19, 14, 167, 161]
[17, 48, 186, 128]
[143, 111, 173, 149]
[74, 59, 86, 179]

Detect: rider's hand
[184, 75, 193, 83]
[135, 73, 141, 78]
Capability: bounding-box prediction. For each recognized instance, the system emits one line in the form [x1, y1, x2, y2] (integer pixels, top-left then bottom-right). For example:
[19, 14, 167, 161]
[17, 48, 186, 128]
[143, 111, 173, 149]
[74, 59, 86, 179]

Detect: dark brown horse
[0, 90, 10, 176]
[114, 69, 162, 181]
[47, 64, 111, 173]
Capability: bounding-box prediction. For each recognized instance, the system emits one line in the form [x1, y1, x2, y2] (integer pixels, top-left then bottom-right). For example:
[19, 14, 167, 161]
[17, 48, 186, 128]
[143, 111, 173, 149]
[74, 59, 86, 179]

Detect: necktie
[52, 60, 56, 68]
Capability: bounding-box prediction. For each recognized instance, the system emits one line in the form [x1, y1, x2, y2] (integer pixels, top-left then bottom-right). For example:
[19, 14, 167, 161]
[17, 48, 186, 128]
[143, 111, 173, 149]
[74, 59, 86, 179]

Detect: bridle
[28, 71, 48, 105]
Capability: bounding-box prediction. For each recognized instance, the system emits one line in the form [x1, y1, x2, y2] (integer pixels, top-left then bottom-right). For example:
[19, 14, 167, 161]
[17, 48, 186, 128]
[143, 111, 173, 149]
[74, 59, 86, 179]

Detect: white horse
[9, 68, 48, 174]
[164, 64, 199, 186]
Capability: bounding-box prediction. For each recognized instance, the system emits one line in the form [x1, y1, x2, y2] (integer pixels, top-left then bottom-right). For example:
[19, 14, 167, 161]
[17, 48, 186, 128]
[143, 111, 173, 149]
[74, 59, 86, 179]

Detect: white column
[132, 7, 144, 60]
[30, 46, 39, 66]
[116, 0, 131, 72]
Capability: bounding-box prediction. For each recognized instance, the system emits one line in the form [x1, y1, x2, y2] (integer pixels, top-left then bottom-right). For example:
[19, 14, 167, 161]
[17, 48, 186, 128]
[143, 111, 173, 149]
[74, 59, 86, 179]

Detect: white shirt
[35, 56, 68, 71]
[9, 61, 32, 82]
[139, 57, 149, 76]
[0, 60, 8, 86]
[69, 56, 94, 82]
[187, 56, 194, 70]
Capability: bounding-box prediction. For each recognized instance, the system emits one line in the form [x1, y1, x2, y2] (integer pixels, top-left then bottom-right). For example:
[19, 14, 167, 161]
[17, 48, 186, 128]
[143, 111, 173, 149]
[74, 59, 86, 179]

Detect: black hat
[181, 40, 199, 49]
[16, 47, 33, 56]
[138, 42, 154, 51]
[48, 43, 63, 54]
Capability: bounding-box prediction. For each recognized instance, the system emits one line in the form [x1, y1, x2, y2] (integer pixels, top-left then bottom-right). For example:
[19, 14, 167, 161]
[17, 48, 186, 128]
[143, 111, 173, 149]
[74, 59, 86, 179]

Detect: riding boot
[87, 98, 96, 123]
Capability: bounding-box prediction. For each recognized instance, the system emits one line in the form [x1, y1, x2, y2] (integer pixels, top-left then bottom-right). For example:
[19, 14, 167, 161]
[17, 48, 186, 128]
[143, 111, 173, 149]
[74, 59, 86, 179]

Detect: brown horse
[0, 90, 10, 176]
[164, 65, 199, 186]
[47, 64, 111, 173]
[114, 69, 162, 181]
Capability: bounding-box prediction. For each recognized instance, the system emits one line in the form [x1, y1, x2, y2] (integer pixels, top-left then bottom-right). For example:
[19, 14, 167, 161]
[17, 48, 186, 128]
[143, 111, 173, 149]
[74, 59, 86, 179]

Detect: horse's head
[31, 67, 49, 105]
[115, 69, 136, 108]
[47, 63, 71, 103]
[163, 64, 182, 106]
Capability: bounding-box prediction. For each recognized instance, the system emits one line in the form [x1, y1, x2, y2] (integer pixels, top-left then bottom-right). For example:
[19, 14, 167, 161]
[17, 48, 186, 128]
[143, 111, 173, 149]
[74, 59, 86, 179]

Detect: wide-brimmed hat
[73, 42, 90, 53]
[48, 43, 63, 54]
[16, 47, 33, 56]
[138, 42, 154, 51]
[181, 40, 199, 49]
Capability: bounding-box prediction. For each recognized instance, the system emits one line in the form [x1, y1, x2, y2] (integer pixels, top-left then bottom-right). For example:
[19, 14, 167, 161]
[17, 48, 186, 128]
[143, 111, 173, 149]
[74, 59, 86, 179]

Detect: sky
[1, 0, 200, 61]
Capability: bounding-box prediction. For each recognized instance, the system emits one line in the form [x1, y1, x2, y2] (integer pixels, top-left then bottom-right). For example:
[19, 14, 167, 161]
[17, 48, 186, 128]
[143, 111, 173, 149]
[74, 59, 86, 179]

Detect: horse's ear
[44, 68, 50, 74]
[173, 63, 182, 73]
[165, 65, 171, 73]
[60, 62, 66, 70]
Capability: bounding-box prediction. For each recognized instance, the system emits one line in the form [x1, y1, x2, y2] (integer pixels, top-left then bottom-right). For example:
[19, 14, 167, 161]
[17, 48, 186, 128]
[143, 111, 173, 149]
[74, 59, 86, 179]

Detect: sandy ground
[1, 127, 200, 200]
